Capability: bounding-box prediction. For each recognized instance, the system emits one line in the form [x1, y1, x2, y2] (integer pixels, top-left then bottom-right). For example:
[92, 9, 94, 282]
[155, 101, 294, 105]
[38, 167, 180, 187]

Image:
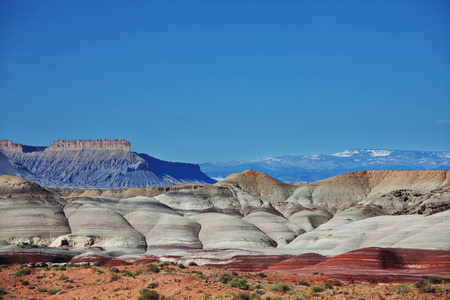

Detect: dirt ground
[0, 262, 448, 299]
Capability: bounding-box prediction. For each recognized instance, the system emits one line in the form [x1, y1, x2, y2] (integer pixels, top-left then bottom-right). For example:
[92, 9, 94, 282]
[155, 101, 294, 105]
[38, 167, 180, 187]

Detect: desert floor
[0, 262, 448, 300]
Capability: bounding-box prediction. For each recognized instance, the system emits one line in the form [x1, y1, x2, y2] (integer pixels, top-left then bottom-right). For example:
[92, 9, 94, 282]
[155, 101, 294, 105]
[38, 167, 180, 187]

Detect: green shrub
[321, 282, 332, 290]
[135, 269, 145, 276]
[269, 282, 291, 293]
[110, 274, 121, 282]
[257, 272, 267, 278]
[147, 282, 158, 289]
[138, 288, 160, 300]
[427, 276, 442, 284]
[311, 286, 324, 293]
[332, 280, 342, 287]
[0, 288, 7, 295]
[60, 274, 68, 281]
[219, 273, 232, 284]
[415, 280, 436, 293]
[110, 267, 120, 273]
[229, 278, 249, 290]
[48, 288, 61, 295]
[178, 263, 186, 269]
[188, 261, 198, 266]
[14, 268, 31, 277]
[38, 288, 48, 293]
[21, 280, 29, 286]
[92, 266, 104, 274]
[121, 270, 134, 277]
[147, 264, 160, 273]
[297, 280, 310, 286]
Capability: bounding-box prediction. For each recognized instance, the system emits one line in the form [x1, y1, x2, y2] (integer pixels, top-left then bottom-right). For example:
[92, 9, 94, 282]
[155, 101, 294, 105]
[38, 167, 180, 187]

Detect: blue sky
[1, 0, 449, 163]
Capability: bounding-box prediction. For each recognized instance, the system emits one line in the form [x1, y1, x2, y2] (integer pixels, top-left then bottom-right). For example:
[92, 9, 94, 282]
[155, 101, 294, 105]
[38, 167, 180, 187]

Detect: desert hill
[0, 139, 216, 188]
[0, 170, 449, 280]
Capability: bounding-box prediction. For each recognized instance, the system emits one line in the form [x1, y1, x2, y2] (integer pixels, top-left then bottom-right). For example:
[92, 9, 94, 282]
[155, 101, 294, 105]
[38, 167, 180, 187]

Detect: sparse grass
[268, 282, 291, 293]
[60, 274, 69, 281]
[48, 288, 61, 295]
[135, 269, 145, 276]
[121, 269, 134, 277]
[13, 267, 31, 277]
[391, 284, 410, 294]
[110, 274, 121, 282]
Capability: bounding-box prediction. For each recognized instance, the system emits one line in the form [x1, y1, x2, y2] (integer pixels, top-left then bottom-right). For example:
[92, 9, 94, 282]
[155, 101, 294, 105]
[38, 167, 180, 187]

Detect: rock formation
[0, 169, 449, 281]
[0, 139, 216, 188]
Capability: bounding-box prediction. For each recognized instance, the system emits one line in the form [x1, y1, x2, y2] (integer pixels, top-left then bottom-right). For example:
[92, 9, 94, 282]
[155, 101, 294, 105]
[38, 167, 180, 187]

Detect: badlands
[0, 169, 449, 287]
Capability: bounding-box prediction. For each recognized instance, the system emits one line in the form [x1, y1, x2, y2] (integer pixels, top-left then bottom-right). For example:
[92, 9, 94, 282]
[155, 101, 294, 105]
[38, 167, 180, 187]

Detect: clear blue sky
[1, 0, 449, 163]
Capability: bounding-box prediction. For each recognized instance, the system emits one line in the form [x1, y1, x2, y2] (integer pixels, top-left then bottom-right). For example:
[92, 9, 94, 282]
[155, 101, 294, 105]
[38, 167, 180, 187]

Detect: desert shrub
[0, 265, 8, 271]
[147, 264, 160, 273]
[269, 282, 291, 293]
[321, 282, 333, 290]
[94, 262, 101, 266]
[312, 272, 319, 275]
[229, 278, 249, 290]
[257, 272, 267, 278]
[92, 266, 104, 274]
[110, 274, 121, 282]
[311, 286, 324, 293]
[14, 267, 31, 277]
[135, 269, 145, 276]
[427, 276, 442, 284]
[110, 267, 120, 273]
[38, 288, 48, 293]
[234, 291, 264, 300]
[48, 288, 61, 295]
[138, 288, 160, 300]
[58, 266, 66, 271]
[159, 262, 169, 267]
[297, 280, 310, 286]
[232, 271, 238, 276]
[60, 274, 68, 281]
[21, 280, 29, 286]
[219, 273, 232, 284]
[121, 270, 134, 277]
[147, 282, 158, 289]
[332, 280, 342, 287]
[0, 288, 7, 295]
[189, 261, 198, 266]
[391, 284, 410, 294]
[178, 263, 186, 269]
[415, 280, 436, 293]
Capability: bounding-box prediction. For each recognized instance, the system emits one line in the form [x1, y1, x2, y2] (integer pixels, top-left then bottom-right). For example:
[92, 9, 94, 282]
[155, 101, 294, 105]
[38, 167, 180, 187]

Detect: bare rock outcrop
[216, 170, 297, 204]
[0, 176, 70, 245]
[46, 139, 131, 151]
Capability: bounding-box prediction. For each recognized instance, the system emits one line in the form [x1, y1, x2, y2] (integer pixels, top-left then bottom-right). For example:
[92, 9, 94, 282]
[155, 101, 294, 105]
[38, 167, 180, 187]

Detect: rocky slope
[0, 169, 449, 280]
[0, 139, 215, 188]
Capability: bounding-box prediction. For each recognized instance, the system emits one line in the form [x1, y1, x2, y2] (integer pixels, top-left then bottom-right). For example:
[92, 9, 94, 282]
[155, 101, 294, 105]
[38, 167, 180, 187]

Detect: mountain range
[0, 139, 215, 188]
[200, 149, 450, 183]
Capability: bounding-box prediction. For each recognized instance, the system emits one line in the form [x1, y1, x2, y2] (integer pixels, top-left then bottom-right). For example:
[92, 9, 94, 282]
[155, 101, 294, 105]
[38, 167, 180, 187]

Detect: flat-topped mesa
[46, 139, 131, 151]
[0, 140, 46, 153]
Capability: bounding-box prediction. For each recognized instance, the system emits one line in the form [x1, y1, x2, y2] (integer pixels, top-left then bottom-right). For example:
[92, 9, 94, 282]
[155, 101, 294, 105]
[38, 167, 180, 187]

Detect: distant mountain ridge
[0, 139, 216, 188]
[200, 149, 450, 183]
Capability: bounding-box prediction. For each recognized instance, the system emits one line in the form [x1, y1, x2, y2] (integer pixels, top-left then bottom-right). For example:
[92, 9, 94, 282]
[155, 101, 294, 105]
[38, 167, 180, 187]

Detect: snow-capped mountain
[200, 149, 450, 183]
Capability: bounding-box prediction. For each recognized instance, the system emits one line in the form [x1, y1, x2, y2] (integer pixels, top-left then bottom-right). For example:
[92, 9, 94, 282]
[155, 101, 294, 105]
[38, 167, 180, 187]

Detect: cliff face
[46, 139, 131, 151]
[0, 139, 215, 188]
